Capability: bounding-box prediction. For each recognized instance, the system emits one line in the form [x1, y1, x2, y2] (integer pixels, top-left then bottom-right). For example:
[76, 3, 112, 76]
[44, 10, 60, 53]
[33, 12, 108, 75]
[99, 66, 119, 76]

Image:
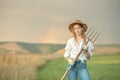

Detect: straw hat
[68, 19, 88, 32]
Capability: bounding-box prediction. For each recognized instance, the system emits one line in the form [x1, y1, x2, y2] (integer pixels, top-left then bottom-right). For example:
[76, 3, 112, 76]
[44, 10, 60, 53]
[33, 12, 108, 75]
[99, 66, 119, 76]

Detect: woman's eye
[74, 28, 77, 30]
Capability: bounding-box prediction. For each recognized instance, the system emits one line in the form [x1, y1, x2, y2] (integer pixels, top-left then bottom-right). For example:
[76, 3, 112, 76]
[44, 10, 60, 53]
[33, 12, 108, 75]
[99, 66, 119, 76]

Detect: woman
[64, 19, 94, 80]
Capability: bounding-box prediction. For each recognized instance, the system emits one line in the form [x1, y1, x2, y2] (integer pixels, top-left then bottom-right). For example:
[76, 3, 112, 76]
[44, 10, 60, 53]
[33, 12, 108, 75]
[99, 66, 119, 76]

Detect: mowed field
[37, 54, 120, 80]
[0, 44, 120, 80]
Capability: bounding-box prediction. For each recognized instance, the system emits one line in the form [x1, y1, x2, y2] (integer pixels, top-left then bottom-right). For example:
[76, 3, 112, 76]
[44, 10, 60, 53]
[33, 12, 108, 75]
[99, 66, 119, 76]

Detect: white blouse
[64, 38, 94, 62]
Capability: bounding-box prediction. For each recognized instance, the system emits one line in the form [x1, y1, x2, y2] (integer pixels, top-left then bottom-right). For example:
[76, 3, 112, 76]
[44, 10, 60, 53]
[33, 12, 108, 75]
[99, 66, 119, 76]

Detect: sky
[0, 0, 120, 44]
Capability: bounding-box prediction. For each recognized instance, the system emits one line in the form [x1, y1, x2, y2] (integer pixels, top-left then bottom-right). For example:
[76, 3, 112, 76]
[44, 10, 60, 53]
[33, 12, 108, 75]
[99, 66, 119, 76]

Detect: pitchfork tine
[86, 27, 92, 35]
[92, 33, 100, 43]
[90, 32, 97, 41]
[87, 28, 95, 39]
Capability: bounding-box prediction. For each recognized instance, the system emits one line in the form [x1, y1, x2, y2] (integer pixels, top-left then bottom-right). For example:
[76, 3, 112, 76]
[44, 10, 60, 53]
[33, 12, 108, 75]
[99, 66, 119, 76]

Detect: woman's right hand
[68, 59, 74, 66]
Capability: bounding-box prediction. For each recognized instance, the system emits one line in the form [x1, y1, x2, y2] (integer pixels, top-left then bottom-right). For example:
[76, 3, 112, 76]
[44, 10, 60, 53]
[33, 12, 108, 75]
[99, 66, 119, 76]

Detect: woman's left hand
[82, 44, 88, 50]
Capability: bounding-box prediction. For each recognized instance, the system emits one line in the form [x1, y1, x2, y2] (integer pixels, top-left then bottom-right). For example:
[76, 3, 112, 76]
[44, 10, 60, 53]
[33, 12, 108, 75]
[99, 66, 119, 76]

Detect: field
[0, 54, 46, 80]
[0, 53, 62, 80]
[0, 54, 120, 80]
[0, 43, 120, 80]
[37, 54, 120, 80]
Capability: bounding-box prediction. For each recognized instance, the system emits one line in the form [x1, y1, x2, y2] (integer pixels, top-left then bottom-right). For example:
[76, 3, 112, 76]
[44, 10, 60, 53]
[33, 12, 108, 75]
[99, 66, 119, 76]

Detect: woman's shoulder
[66, 37, 75, 43]
[67, 37, 74, 41]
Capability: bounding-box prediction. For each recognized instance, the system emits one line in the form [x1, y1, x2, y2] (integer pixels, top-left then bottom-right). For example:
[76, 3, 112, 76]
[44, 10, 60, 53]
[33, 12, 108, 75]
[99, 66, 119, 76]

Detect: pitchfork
[61, 28, 100, 80]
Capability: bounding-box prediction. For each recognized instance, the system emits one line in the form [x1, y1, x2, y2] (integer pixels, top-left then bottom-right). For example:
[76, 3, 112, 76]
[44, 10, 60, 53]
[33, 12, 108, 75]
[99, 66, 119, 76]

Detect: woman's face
[73, 24, 83, 36]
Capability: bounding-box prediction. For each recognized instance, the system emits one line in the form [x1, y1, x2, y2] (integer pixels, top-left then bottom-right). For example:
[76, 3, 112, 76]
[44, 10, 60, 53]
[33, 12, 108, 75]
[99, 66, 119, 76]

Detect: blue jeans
[67, 60, 91, 80]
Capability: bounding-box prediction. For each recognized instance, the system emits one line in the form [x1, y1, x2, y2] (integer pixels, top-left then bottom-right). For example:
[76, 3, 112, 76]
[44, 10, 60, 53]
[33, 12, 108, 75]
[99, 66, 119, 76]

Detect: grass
[88, 55, 120, 80]
[37, 54, 120, 80]
[0, 54, 119, 80]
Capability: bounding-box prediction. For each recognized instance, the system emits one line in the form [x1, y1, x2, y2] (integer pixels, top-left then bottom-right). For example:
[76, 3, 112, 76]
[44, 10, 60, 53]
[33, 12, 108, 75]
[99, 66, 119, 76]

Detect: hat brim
[69, 22, 88, 32]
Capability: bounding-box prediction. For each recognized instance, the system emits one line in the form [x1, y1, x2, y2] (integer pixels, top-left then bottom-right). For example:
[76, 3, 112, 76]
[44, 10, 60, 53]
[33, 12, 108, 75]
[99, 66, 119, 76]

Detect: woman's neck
[76, 34, 83, 39]
[75, 35, 84, 44]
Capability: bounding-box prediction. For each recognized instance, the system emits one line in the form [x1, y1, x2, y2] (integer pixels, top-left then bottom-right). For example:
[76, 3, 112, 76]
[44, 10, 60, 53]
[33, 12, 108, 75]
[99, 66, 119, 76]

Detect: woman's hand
[82, 44, 88, 50]
[82, 43, 91, 59]
[84, 52, 91, 59]
[68, 59, 74, 66]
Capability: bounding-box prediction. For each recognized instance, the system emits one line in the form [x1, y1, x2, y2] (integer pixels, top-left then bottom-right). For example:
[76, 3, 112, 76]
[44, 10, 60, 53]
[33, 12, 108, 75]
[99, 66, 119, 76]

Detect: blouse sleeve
[87, 41, 94, 59]
[64, 39, 72, 58]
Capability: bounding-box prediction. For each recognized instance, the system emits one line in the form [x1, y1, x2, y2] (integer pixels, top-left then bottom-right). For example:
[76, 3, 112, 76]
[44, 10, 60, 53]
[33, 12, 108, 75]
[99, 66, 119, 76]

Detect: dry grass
[0, 54, 46, 80]
[0, 52, 63, 80]
[94, 46, 120, 54]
